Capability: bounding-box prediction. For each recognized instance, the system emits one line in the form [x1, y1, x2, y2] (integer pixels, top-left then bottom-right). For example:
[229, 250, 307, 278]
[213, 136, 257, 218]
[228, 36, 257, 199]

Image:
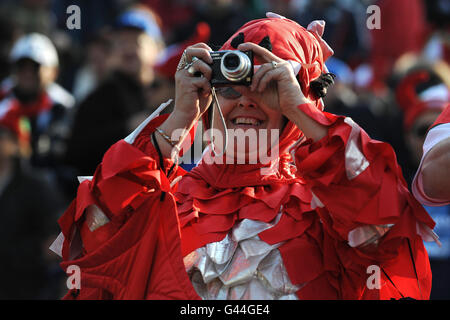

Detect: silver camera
[209, 50, 253, 86]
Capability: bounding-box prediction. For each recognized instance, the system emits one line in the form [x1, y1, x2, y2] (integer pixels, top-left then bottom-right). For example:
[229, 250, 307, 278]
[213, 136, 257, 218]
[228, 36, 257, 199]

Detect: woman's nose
[237, 95, 257, 109]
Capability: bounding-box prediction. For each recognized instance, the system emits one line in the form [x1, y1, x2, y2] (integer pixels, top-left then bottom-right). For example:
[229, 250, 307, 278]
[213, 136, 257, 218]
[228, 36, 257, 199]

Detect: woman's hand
[157, 43, 214, 160]
[236, 42, 309, 117]
[173, 43, 214, 123]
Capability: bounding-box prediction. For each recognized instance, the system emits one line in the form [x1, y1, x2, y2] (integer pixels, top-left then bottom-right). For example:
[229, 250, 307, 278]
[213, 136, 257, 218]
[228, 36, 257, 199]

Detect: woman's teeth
[232, 117, 261, 126]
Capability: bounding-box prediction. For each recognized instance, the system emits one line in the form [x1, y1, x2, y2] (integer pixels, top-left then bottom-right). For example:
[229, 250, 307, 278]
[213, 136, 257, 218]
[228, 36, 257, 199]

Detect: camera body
[209, 50, 253, 86]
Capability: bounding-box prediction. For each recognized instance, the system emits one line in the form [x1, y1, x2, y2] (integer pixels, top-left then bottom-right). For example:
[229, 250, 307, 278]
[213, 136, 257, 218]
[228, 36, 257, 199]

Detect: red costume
[432, 104, 450, 128]
[395, 70, 449, 207]
[56, 16, 436, 300]
[369, 0, 429, 92]
[412, 104, 450, 206]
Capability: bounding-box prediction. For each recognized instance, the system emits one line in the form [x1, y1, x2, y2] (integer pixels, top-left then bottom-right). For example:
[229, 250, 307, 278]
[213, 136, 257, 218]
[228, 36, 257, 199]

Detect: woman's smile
[228, 114, 265, 131]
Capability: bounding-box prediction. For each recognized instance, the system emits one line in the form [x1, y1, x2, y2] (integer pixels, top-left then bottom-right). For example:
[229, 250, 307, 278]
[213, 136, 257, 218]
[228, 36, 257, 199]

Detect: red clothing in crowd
[370, 0, 429, 91]
[412, 104, 450, 207]
[432, 104, 450, 127]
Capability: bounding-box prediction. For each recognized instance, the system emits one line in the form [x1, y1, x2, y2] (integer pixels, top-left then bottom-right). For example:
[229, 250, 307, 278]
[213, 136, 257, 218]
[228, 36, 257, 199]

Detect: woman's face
[210, 85, 285, 162]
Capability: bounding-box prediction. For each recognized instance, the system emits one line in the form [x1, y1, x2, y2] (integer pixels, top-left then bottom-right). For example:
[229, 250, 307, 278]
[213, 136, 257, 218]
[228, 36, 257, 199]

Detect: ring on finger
[187, 65, 196, 76]
[177, 49, 188, 71]
[185, 57, 199, 75]
[177, 50, 188, 71]
[271, 61, 278, 70]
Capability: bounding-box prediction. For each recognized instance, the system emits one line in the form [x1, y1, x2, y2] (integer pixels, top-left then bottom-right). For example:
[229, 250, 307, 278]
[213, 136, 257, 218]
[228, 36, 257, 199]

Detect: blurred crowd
[0, 0, 449, 300]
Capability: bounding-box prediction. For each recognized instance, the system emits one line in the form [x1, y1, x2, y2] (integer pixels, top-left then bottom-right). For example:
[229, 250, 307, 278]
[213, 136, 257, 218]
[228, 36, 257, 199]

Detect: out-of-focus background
[0, 0, 448, 300]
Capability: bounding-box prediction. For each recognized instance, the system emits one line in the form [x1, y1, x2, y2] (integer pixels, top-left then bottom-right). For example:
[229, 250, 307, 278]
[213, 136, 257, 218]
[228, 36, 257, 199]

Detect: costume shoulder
[292, 103, 435, 299]
[56, 106, 198, 299]
[431, 103, 450, 128]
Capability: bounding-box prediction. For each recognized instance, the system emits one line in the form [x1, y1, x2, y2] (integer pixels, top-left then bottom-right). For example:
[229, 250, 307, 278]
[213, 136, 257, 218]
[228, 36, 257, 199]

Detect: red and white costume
[54, 16, 437, 300]
[412, 105, 450, 206]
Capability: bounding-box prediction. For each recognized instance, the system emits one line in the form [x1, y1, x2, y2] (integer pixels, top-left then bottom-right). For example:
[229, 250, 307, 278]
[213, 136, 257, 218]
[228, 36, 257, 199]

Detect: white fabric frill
[183, 213, 301, 300]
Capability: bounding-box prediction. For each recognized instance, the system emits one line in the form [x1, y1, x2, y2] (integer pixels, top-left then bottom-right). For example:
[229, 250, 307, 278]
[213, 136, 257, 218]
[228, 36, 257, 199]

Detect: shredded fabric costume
[412, 105, 450, 207]
[53, 16, 437, 300]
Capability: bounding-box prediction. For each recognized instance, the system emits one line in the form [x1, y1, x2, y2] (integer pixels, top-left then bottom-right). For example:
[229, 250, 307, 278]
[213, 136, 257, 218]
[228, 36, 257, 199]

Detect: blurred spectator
[369, 0, 429, 93]
[0, 0, 55, 37]
[0, 17, 18, 83]
[395, 64, 450, 299]
[264, 0, 296, 20]
[395, 64, 449, 184]
[0, 33, 75, 178]
[0, 107, 65, 299]
[413, 104, 450, 206]
[50, 1, 133, 92]
[51, 0, 130, 46]
[324, 56, 395, 145]
[170, 0, 256, 49]
[64, 6, 165, 180]
[295, 0, 369, 68]
[72, 30, 115, 102]
[421, 0, 450, 65]
[141, 0, 195, 41]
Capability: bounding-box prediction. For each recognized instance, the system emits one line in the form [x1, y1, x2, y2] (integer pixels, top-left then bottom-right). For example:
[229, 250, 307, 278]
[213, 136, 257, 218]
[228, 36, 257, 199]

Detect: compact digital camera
[209, 50, 254, 86]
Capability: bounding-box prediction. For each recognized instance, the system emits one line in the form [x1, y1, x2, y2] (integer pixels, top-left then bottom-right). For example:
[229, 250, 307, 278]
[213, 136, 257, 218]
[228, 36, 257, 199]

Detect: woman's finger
[190, 76, 213, 113]
[188, 58, 213, 80]
[190, 42, 213, 51]
[257, 68, 280, 92]
[184, 46, 213, 64]
[178, 69, 211, 92]
[191, 75, 212, 95]
[257, 61, 296, 92]
[175, 73, 211, 112]
[237, 42, 281, 64]
[250, 62, 274, 91]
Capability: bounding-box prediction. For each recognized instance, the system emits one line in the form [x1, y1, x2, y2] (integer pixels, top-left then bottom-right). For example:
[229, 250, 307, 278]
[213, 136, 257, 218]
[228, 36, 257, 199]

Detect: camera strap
[210, 87, 229, 157]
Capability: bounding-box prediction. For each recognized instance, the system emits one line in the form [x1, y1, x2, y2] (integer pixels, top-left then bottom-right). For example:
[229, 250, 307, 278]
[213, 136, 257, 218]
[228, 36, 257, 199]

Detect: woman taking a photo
[55, 13, 437, 300]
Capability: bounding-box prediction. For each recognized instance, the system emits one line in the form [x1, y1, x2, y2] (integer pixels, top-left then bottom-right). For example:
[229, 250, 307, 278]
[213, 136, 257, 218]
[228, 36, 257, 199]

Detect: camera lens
[224, 55, 240, 70]
[220, 51, 252, 82]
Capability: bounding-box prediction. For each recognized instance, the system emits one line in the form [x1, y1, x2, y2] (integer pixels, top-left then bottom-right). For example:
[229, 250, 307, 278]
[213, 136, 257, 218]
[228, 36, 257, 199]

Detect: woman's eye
[216, 87, 242, 99]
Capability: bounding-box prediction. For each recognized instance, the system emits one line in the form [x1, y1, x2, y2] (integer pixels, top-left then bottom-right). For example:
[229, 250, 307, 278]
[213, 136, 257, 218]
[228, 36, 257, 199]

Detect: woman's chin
[222, 144, 273, 165]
